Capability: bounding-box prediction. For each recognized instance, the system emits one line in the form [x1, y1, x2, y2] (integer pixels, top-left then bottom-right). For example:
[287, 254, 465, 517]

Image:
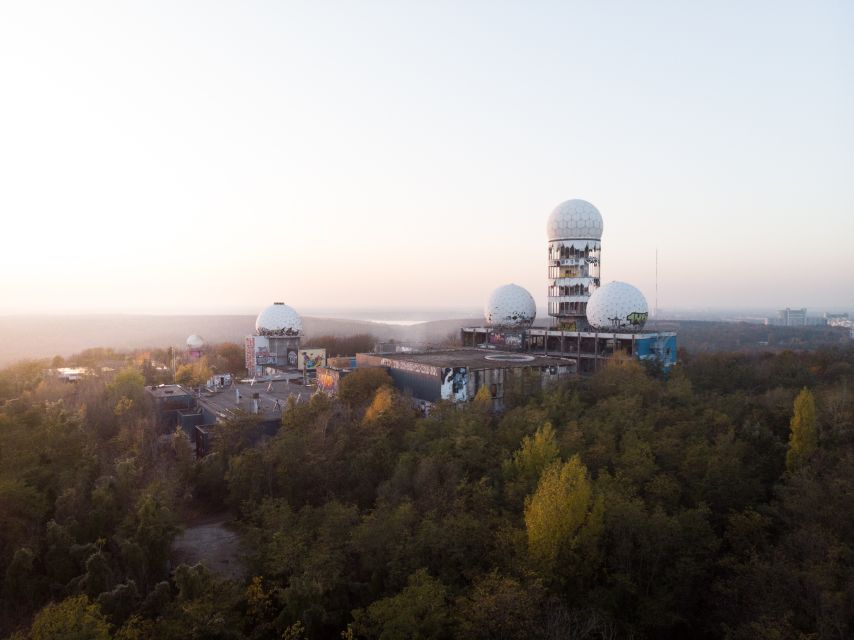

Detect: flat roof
[196, 377, 311, 421]
[364, 349, 574, 370]
[146, 384, 194, 398]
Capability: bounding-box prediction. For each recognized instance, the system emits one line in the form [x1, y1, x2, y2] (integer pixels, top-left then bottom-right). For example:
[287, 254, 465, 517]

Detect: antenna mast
[655, 247, 658, 325]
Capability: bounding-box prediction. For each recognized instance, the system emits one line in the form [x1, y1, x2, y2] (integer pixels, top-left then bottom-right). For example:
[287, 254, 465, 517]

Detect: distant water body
[365, 319, 427, 326]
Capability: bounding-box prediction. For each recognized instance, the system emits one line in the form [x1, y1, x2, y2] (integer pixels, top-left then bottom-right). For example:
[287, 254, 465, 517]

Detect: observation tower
[546, 199, 603, 330]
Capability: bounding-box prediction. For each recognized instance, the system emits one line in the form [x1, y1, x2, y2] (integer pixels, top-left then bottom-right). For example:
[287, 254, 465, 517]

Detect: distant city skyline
[1, 2, 852, 315]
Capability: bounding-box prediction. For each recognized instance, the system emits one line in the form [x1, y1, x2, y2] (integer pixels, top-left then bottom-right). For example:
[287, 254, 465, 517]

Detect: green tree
[455, 571, 545, 640]
[210, 342, 246, 376]
[28, 595, 111, 640]
[352, 568, 452, 640]
[3, 547, 38, 613]
[125, 490, 178, 589]
[786, 387, 818, 473]
[338, 368, 394, 407]
[108, 368, 146, 406]
[174, 358, 213, 388]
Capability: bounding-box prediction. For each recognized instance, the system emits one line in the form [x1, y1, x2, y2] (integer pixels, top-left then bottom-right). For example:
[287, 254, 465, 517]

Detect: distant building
[192, 376, 309, 457]
[778, 308, 807, 326]
[825, 313, 854, 338]
[186, 335, 205, 361]
[825, 313, 850, 322]
[51, 367, 91, 382]
[206, 372, 233, 391]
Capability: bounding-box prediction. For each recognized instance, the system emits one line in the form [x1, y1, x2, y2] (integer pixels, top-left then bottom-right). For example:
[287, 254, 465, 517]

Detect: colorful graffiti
[440, 367, 468, 402]
[627, 311, 649, 327]
[607, 311, 649, 329]
[298, 348, 327, 371]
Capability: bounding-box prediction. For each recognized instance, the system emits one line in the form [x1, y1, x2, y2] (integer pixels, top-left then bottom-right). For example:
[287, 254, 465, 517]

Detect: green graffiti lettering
[626, 311, 648, 326]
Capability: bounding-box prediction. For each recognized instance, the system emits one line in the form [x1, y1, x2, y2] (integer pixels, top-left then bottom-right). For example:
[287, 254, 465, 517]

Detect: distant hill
[0, 314, 482, 366]
[1, 315, 848, 366]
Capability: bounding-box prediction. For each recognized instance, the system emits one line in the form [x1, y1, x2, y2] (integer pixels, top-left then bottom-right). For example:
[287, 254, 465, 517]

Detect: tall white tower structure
[546, 199, 603, 330]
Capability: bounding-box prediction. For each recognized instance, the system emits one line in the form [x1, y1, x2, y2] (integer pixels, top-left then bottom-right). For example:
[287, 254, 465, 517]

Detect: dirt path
[171, 512, 247, 581]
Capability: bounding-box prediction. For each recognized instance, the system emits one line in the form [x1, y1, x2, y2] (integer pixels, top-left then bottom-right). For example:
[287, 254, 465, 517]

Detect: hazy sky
[1, 1, 852, 316]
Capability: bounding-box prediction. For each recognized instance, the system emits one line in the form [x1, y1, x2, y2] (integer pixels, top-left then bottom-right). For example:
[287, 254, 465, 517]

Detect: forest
[0, 344, 852, 639]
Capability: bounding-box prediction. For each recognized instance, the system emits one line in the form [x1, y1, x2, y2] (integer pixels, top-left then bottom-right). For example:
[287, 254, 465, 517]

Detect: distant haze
[0, 314, 483, 366]
[0, 3, 852, 314]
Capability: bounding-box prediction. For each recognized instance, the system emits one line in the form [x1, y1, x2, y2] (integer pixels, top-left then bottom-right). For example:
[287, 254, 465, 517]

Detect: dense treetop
[1, 345, 853, 639]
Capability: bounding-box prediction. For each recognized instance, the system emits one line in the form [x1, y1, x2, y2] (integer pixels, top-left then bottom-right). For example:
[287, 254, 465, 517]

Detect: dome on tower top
[485, 284, 537, 329]
[547, 199, 603, 241]
[255, 302, 302, 336]
[186, 334, 204, 349]
[586, 282, 648, 331]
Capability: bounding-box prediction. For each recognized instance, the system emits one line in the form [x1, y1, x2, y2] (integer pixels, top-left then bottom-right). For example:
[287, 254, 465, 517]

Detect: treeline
[1, 346, 853, 638]
[304, 334, 377, 357]
[669, 320, 850, 354]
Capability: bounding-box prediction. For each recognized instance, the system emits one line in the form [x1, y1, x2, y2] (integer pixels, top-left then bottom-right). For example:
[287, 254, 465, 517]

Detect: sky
[0, 1, 852, 316]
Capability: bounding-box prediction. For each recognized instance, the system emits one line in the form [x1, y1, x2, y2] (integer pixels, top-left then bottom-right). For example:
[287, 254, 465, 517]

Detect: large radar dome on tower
[255, 302, 303, 336]
[546, 198, 603, 330]
[586, 281, 649, 331]
[546, 199, 603, 241]
[186, 334, 205, 349]
[485, 284, 537, 329]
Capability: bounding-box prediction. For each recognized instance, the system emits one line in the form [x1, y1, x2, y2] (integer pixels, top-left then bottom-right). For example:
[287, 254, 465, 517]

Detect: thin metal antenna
[655, 247, 658, 324]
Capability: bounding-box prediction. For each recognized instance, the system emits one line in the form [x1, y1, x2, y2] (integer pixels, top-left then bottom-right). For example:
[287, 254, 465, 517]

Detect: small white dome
[547, 199, 603, 241]
[485, 284, 537, 329]
[186, 334, 205, 349]
[586, 281, 649, 331]
[255, 302, 302, 336]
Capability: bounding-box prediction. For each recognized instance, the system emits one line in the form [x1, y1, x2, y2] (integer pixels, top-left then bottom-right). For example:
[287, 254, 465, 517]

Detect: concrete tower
[546, 199, 603, 330]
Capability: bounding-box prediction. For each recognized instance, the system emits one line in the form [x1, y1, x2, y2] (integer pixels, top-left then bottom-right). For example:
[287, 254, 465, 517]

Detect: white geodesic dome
[255, 302, 303, 336]
[586, 281, 649, 331]
[546, 199, 603, 241]
[186, 334, 205, 349]
[485, 284, 537, 329]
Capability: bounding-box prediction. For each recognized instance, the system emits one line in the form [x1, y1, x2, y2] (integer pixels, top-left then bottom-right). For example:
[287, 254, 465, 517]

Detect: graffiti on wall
[244, 336, 255, 371]
[440, 367, 468, 402]
[254, 347, 274, 365]
[626, 311, 649, 327]
[489, 333, 523, 348]
[607, 311, 649, 329]
[298, 348, 327, 371]
[379, 358, 441, 378]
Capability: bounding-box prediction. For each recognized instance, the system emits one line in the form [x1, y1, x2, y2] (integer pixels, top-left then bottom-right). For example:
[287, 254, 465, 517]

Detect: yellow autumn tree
[364, 385, 396, 423]
[786, 387, 818, 473]
[524, 455, 603, 575]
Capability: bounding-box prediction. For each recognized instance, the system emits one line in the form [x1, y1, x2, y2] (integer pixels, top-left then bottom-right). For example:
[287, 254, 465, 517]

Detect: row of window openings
[548, 301, 588, 314]
[549, 245, 599, 260]
[549, 267, 599, 279]
[549, 285, 592, 297]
